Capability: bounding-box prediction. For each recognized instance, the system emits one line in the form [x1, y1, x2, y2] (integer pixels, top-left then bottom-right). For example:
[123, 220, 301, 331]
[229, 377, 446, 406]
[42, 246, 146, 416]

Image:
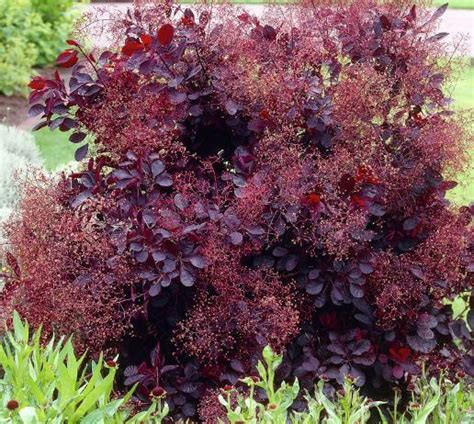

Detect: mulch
[0, 96, 29, 127]
[0, 68, 60, 129]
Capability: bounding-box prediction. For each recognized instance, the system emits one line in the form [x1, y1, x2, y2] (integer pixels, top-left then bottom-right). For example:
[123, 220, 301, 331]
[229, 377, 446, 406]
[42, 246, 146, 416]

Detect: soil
[0, 67, 62, 129]
[0, 96, 29, 127]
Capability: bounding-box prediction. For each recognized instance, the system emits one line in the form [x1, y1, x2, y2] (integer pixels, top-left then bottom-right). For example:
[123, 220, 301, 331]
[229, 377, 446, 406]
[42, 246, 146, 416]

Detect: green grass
[33, 128, 80, 170]
[433, 0, 474, 9]
[451, 66, 474, 111]
[447, 65, 474, 205]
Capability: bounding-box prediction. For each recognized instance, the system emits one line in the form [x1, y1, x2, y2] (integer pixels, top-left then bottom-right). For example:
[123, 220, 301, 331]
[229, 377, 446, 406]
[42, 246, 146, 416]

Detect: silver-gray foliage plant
[0, 124, 43, 219]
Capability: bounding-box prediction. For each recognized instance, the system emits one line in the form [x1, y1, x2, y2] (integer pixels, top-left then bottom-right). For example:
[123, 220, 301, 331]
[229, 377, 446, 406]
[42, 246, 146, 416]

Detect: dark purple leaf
[152, 251, 166, 262]
[392, 365, 404, 379]
[32, 121, 48, 132]
[143, 212, 156, 227]
[180, 265, 195, 287]
[327, 344, 345, 355]
[352, 355, 376, 366]
[306, 281, 323, 295]
[352, 340, 371, 355]
[427, 32, 449, 42]
[329, 355, 344, 365]
[272, 246, 289, 257]
[156, 173, 173, 187]
[403, 217, 418, 231]
[70, 190, 92, 209]
[74, 144, 89, 161]
[189, 104, 203, 117]
[136, 250, 149, 263]
[169, 91, 187, 105]
[468, 310, 474, 331]
[406, 335, 436, 353]
[149, 284, 161, 296]
[230, 359, 245, 373]
[417, 326, 434, 340]
[225, 99, 239, 115]
[163, 259, 176, 273]
[350, 283, 364, 298]
[428, 3, 448, 25]
[28, 104, 44, 118]
[285, 255, 298, 272]
[230, 231, 243, 246]
[69, 132, 87, 143]
[247, 226, 265, 235]
[140, 58, 156, 74]
[181, 402, 196, 418]
[189, 255, 208, 269]
[410, 266, 424, 279]
[151, 160, 165, 176]
[174, 193, 189, 210]
[124, 374, 143, 386]
[263, 25, 277, 41]
[418, 313, 437, 328]
[359, 263, 373, 274]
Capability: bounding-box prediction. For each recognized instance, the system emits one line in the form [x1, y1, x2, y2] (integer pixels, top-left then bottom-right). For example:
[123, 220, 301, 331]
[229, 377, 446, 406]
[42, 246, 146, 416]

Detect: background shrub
[0, 0, 78, 96]
[0, 0, 39, 96]
[2, 0, 472, 421]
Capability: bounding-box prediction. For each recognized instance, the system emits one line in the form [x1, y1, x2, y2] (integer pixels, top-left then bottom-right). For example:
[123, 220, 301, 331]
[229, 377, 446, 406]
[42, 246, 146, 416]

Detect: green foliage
[218, 346, 383, 424]
[0, 0, 39, 96]
[29, 0, 81, 67]
[432, 0, 474, 9]
[33, 128, 83, 171]
[0, 0, 79, 96]
[378, 372, 474, 424]
[219, 346, 301, 423]
[219, 346, 474, 424]
[0, 312, 169, 423]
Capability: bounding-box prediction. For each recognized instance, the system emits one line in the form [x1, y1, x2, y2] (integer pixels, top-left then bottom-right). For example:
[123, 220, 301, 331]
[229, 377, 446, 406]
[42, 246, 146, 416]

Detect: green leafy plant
[219, 346, 473, 424]
[219, 346, 300, 423]
[0, 0, 39, 96]
[378, 372, 474, 424]
[0, 0, 79, 96]
[29, 0, 81, 67]
[0, 312, 169, 423]
[219, 346, 383, 424]
[298, 379, 384, 424]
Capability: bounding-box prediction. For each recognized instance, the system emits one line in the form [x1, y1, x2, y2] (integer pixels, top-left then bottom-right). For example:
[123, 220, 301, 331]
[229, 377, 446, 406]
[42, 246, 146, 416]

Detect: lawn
[433, 0, 474, 9]
[447, 65, 474, 205]
[34, 128, 80, 170]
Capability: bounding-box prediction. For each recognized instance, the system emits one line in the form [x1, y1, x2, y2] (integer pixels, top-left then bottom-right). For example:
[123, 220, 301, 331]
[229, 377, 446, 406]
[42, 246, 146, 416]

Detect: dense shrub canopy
[2, 0, 472, 421]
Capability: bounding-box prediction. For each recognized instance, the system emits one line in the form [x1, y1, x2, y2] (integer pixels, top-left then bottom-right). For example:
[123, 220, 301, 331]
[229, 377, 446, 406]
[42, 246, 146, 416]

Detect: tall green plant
[218, 346, 383, 424]
[219, 346, 473, 424]
[378, 372, 474, 424]
[0, 312, 169, 423]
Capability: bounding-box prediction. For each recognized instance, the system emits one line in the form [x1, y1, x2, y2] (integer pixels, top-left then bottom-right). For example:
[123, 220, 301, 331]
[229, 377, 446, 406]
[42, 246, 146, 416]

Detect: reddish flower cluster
[1, 176, 138, 354]
[2, 0, 472, 420]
